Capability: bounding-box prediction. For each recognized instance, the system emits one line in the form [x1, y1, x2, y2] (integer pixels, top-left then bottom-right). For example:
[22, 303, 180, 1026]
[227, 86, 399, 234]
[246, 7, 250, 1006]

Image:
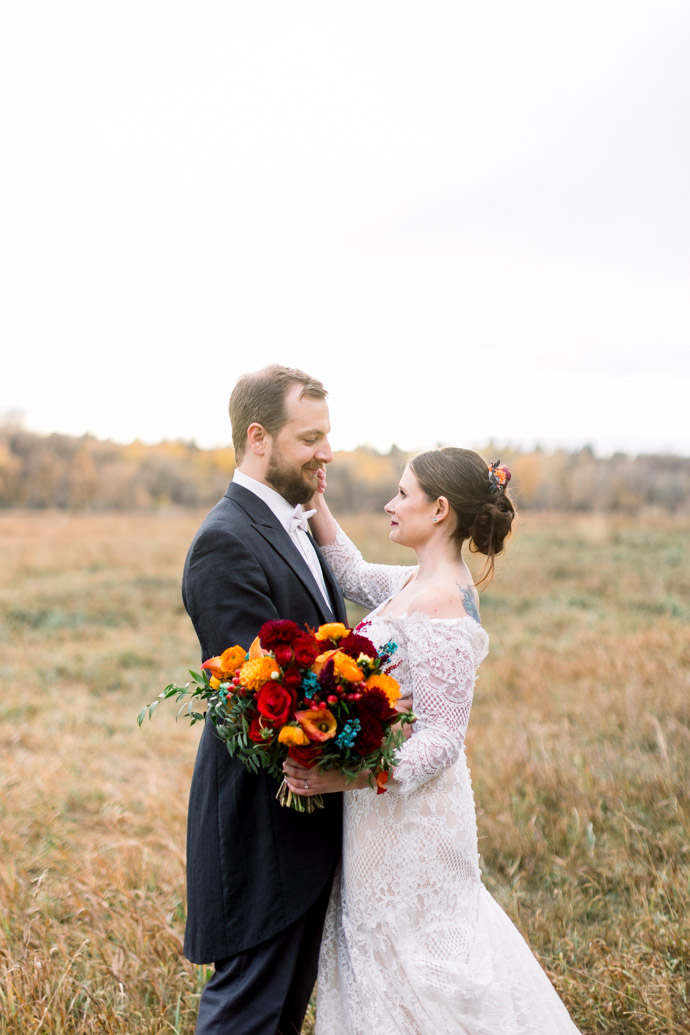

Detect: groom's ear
[247, 422, 268, 455]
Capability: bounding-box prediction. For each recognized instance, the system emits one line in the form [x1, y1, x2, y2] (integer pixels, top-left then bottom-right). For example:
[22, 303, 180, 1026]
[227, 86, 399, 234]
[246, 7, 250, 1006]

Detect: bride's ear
[434, 496, 450, 523]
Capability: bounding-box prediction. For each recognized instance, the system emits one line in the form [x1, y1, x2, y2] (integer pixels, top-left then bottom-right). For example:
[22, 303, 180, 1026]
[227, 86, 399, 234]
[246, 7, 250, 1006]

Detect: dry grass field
[0, 508, 688, 1034]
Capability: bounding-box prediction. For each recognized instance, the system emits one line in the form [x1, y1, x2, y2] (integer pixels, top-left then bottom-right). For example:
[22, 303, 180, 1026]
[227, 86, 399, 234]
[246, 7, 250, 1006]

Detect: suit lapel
[226, 483, 341, 623]
[311, 537, 348, 624]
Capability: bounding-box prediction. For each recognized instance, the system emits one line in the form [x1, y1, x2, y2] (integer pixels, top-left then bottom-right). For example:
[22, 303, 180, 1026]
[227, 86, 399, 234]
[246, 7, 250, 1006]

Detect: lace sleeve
[392, 613, 488, 796]
[319, 522, 416, 610]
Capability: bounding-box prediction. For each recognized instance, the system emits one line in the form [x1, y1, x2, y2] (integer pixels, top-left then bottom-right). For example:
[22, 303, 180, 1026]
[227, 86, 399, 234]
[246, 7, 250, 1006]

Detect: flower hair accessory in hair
[488, 460, 511, 492]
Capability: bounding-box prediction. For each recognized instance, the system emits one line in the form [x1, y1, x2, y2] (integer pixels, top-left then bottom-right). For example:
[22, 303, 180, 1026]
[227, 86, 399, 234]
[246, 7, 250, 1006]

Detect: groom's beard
[266, 451, 319, 506]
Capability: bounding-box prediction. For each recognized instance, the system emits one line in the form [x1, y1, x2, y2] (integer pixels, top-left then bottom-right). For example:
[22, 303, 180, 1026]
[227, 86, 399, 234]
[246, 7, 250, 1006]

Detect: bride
[283, 447, 581, 1035]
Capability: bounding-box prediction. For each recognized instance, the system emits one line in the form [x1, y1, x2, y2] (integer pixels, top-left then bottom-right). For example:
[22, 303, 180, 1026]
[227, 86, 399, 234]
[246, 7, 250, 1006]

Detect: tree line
[0, 423, 688, 512]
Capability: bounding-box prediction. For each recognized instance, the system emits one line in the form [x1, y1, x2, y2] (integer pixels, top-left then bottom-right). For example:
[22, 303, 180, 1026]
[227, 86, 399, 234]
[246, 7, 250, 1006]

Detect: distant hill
[0, 423, 688, 512]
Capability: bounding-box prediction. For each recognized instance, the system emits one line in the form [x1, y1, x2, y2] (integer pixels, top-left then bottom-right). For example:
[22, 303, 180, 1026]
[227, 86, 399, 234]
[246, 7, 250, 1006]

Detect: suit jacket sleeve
[184, 525, 283, 656]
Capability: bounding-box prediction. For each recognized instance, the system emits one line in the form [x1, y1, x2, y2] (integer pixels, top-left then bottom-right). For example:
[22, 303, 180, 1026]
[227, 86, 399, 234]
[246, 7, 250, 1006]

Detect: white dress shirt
[232, 469, 333, 611]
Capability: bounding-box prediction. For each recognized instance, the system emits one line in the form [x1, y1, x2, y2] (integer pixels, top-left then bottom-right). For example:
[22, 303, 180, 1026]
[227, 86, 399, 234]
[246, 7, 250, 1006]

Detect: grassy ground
[0, 508, 688, 1033]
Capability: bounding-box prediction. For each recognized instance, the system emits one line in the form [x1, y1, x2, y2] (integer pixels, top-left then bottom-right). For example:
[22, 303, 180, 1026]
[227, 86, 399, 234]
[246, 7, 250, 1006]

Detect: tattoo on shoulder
[458, 584, 481, 625]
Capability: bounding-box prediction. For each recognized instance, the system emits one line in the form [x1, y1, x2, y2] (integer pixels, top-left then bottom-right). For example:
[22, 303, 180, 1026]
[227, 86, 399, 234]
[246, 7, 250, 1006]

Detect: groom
[182, 365, 347, 1034]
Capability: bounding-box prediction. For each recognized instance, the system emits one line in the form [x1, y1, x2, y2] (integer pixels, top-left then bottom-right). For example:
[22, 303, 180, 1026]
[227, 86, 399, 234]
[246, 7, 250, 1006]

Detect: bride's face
[385, 466, 438, 548]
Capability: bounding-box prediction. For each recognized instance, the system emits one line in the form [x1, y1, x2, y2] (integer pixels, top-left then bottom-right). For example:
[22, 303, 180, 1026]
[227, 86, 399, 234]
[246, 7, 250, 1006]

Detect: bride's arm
[306, 476, 339, 547]
[390, 616, 485, 795]
[309, 475, 415, 610]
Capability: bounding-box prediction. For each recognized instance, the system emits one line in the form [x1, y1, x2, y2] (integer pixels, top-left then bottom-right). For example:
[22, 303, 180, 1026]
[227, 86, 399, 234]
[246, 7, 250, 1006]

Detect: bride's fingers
[283, 770, 321, 796]
[284, 779, 319, 797]
[283, 761, 312, 779]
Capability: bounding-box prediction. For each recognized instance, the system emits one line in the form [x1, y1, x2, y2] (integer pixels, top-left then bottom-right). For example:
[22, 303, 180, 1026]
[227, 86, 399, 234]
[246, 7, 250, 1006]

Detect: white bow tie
[289, 504, 317, 534]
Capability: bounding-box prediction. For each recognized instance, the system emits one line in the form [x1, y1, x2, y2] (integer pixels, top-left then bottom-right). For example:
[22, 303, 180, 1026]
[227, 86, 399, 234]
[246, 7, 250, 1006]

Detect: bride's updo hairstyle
[409, 447, 515, 584]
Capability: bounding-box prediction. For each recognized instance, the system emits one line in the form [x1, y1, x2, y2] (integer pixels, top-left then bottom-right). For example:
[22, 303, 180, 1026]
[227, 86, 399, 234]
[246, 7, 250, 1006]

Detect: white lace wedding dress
[315, 526, 580, 1035]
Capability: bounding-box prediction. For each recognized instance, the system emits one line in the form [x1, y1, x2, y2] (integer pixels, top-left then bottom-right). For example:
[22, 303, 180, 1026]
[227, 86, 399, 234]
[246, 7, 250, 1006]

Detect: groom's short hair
[229, 365, 328, 462]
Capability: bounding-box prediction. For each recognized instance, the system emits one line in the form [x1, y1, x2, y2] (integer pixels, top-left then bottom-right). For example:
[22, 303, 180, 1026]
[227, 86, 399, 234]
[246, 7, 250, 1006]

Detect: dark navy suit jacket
[181, 482, 347, 964]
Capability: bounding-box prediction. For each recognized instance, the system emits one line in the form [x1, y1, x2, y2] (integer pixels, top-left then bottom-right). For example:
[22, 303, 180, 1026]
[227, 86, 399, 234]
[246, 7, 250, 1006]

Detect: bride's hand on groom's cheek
[307, 467, 327, 511]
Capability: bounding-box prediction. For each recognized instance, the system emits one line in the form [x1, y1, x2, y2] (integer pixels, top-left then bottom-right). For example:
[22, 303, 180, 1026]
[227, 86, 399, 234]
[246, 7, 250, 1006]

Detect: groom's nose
[316, 438, 333, 464]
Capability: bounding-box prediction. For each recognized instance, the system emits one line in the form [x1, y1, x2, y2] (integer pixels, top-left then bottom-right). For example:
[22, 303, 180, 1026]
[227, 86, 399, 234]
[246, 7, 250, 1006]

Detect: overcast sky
[2, 0, 689, 456]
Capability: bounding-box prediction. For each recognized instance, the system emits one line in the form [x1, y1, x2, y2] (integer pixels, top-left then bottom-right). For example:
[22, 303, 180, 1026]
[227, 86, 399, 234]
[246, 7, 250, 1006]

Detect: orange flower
[219, 645, 246, 674]
[277, 725, 312, 746]
[312, 648, 338, 675]
[239, 657, 280, 690]
[313, 649, 363, 682]
[201, 655, 224, 680]
[375, 770, 389, 794]
[296, 708, 338, 742]
[365, 673, 401, 704]
[247, 635, 267, 660]
[202, 644, 247, 681]
[332, 651, 363, 683]
[316, 622, 349, 641]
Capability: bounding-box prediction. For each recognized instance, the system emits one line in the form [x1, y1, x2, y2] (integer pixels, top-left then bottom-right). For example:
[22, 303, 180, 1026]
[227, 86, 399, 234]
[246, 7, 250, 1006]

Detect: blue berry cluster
[335, 719, 361, 749]
[379, 640, 398, 663]
[301, 671, 321, 699]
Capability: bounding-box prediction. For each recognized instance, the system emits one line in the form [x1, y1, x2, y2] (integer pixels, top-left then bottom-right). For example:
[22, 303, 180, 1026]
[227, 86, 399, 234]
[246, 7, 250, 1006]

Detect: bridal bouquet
[138, 620, 414, 811]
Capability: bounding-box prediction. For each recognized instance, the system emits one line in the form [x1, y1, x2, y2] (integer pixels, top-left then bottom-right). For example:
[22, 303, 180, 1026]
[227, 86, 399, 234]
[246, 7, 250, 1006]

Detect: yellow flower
[209, 676, 221, 690]
[239, 657, 280, 690]
[277, 725, 312, 746]
[365, 673, 401, 704]
[316, 622, 349, 641]
[296, 708, 338, 742]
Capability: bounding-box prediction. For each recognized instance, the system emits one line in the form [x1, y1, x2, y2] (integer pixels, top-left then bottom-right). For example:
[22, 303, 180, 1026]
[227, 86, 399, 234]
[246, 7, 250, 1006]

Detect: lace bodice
[321, 524, 489, 795]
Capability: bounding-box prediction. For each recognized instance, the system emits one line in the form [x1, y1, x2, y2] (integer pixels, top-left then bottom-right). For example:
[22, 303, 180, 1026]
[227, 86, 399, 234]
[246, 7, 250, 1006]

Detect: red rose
[282, 666, 302, 689]
[274, 644, 293, 667]
[293, 634, 320, 667]
[259, 620, 302, 650]
[287, 743, 323, 767]
[248, 715, 273, 746]
[256, 682, 295, 726]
